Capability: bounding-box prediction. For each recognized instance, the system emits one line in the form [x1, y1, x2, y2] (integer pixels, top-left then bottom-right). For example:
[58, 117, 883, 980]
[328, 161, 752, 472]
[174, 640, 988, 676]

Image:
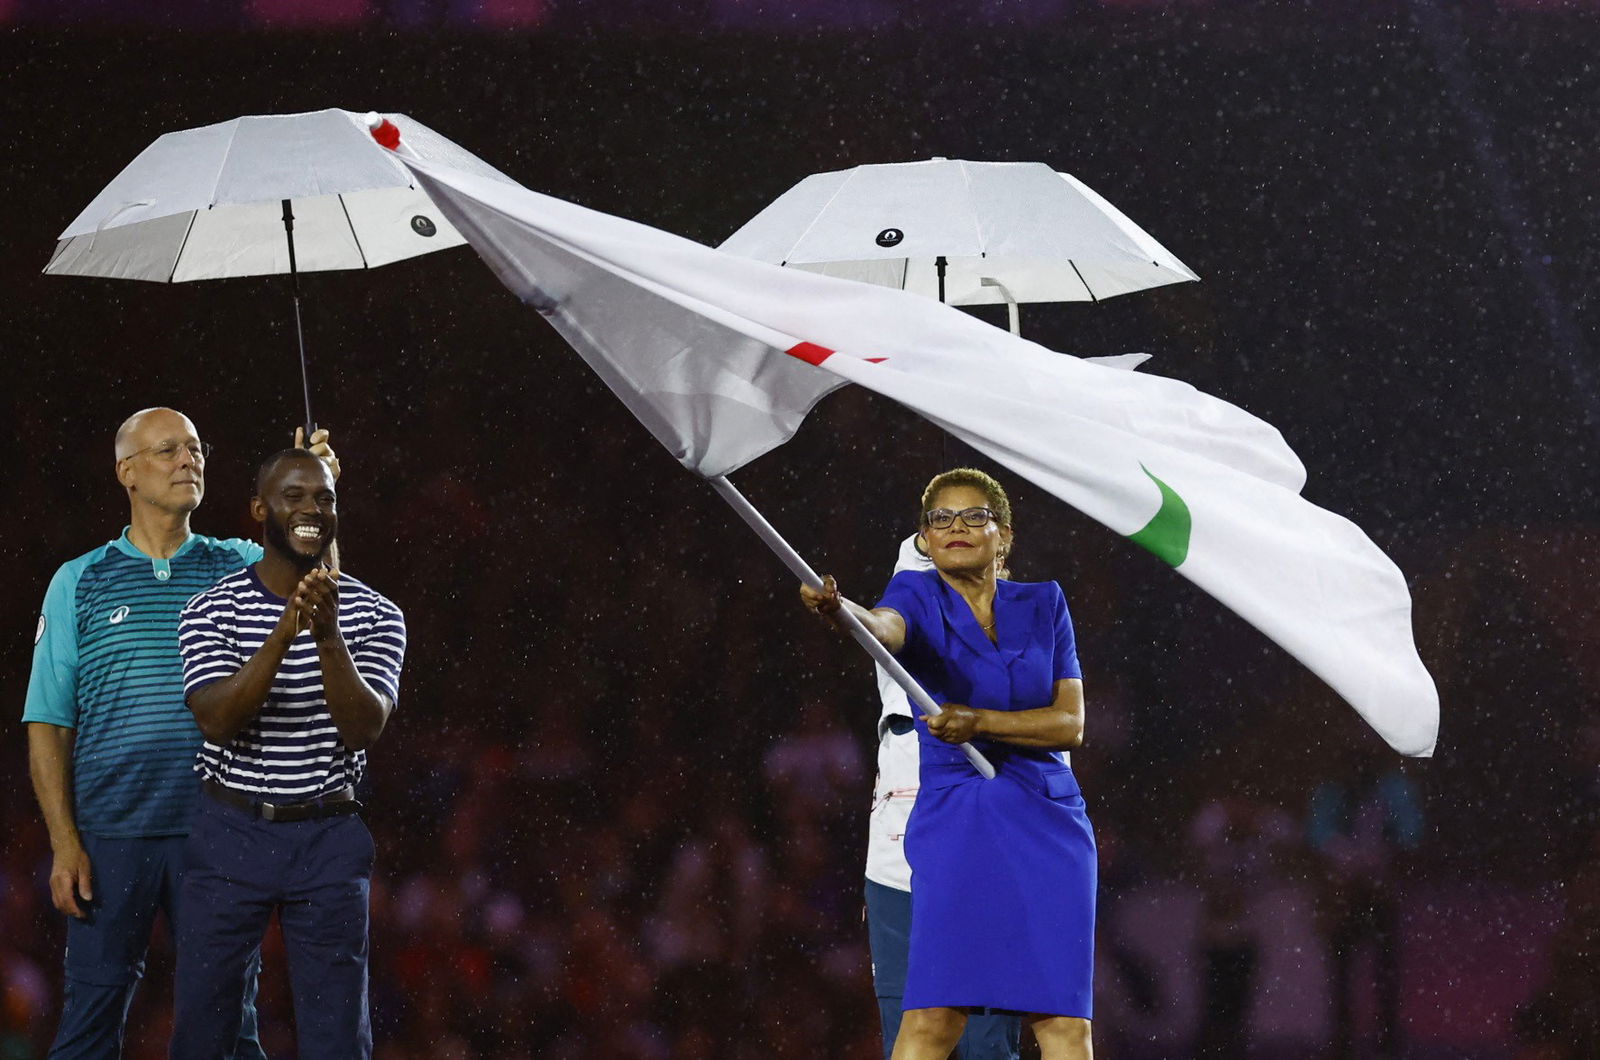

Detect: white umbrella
[44, 108, 511, 430]
[719, 157, 1198, 333]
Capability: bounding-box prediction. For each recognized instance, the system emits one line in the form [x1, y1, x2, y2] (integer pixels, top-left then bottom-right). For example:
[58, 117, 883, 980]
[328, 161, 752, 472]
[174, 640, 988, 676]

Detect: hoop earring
[913, 534, 930, 558]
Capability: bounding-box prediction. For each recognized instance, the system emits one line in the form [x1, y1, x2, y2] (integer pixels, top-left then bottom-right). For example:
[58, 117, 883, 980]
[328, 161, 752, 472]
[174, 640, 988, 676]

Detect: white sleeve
[874, 534, 936, 737]
[866, 535, 935, 891]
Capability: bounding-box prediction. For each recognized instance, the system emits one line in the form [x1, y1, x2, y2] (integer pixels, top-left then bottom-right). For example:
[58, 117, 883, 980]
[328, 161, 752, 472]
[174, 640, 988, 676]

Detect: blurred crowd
[1514, 717, 1600, 1059]
[0, 676, 1438, 1060]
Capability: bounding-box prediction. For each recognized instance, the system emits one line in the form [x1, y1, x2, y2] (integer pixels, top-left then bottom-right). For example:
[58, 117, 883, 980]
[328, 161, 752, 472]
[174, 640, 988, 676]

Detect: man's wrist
[49, 829, 84, 855]
[266, 626, 300, 651]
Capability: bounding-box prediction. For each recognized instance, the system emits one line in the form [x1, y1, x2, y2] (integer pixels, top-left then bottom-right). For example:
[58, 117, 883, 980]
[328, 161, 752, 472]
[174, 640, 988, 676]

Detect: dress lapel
[993, 581, 1037, 667]
[936, 576, 998, 658]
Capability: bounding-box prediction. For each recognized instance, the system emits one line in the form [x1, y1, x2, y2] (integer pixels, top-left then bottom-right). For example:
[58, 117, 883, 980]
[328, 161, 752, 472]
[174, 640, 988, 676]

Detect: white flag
[400, 155, 1438, 758]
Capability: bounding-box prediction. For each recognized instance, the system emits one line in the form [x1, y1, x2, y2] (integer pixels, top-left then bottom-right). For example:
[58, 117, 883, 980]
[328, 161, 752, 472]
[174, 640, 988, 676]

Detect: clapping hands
[273, 567, 341, 643]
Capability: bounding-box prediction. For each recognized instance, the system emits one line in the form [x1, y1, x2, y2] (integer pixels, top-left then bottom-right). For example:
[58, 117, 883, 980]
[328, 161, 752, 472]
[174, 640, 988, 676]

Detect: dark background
[2, 2, 1598, 1057]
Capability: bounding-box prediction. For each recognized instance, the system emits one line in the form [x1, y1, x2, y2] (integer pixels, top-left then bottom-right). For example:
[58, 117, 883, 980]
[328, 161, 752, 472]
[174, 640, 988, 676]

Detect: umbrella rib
[786, 169, 858, 262]
[166, 211, 199, 283]
[207, 118, 244, 211]
[44, 238, 70, 273]
[957, 161, 983, 254]
[1068, 260, 1098, 303]
[338, 194, 370, 269]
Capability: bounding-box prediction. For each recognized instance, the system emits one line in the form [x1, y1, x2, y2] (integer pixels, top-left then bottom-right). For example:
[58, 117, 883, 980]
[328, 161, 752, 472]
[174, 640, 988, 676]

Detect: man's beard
[264, 516, 329, 570]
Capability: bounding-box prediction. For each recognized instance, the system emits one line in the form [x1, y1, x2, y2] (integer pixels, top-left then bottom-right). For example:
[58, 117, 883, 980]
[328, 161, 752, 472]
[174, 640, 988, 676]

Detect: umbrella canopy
[44, 108, 510, 282]
[718, 157, 1198, 307]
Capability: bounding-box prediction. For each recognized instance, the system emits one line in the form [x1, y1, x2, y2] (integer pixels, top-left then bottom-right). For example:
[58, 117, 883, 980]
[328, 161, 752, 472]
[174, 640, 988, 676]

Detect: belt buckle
[259, 800, 285, 822]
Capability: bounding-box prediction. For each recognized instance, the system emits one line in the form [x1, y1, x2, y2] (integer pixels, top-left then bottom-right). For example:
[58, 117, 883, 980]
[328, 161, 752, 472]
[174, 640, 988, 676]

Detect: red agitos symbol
[784, 342, 888, 366]
[785, 342, 834, 366]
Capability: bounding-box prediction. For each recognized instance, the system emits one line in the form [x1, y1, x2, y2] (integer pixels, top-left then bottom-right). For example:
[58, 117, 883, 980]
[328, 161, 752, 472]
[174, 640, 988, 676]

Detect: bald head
[115, 408, 199, 462]
[114, 407, 207, 518]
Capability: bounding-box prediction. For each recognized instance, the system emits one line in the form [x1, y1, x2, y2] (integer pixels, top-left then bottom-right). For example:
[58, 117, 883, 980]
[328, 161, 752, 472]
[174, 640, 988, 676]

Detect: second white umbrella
[720, 157, 1198, 330]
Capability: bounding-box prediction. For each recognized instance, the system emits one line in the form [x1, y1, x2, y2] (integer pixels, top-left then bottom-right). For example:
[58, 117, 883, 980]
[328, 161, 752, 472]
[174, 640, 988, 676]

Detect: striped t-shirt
[24, 531, 263, 837]
[178, 566, 405, 800]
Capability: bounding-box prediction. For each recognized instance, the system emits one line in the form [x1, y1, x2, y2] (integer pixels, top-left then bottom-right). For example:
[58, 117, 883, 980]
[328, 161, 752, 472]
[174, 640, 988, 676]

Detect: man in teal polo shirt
[23, 407, 337, 1057]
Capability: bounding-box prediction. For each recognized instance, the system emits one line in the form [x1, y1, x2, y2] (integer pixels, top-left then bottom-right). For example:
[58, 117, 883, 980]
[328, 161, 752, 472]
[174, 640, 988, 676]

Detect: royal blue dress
[876, 569, 1096, 1019]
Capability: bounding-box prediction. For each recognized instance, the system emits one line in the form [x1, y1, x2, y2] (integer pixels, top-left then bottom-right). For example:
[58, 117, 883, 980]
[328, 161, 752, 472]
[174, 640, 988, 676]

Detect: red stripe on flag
[865, 357, 888, 363]
[785, 342, 834, 366]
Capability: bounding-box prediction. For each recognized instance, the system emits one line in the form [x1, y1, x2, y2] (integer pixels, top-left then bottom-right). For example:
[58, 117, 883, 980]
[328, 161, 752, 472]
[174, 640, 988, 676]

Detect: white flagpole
[709, 474, 996, 780]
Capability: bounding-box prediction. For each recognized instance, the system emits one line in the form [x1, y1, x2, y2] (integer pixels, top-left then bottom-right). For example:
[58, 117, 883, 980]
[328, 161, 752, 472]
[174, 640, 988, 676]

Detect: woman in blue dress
[801, 468, 1095, 1060]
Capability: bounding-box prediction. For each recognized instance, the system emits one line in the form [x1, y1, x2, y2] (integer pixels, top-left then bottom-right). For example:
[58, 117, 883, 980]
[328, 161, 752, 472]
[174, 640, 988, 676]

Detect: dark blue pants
[48, 833, 263, 1059]
[865, 879, 1021, 1060]
[170, 793, 374, 1060]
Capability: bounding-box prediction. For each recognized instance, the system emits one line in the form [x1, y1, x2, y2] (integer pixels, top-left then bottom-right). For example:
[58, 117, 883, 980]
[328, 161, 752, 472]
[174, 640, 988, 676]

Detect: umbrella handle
[980, 277, 1022, 337]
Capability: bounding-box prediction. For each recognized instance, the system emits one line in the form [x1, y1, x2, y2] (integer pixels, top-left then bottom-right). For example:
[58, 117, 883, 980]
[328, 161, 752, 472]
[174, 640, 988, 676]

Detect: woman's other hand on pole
[925, 705, 982, 744]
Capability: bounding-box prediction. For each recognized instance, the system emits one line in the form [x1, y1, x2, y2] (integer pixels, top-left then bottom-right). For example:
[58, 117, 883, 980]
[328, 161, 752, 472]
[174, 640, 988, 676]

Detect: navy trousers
[865, 879, 1022, 1060]
[48, 833, 263, 1059]
[170, 792, 374, 1060]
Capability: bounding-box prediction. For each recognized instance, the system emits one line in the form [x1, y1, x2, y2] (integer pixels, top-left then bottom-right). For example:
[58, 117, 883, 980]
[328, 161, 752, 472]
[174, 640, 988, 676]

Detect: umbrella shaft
[282, 200, 315, 437]
[292, 289, 315, 438]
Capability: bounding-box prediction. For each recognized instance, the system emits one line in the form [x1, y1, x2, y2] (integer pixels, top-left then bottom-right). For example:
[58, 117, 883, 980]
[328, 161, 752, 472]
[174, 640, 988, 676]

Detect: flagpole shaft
[708, 474, 995, 780]
[283, 199, 316, 441]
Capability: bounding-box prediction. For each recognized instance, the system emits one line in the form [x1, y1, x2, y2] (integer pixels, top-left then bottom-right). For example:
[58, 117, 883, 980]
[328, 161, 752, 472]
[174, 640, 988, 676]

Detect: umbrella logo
[875, 228, 904, 248]
[411, 215, 438, 237]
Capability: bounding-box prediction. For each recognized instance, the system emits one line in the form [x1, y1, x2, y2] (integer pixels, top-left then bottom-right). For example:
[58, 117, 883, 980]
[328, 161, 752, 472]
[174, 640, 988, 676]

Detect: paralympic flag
[396, 153, 1438, 758]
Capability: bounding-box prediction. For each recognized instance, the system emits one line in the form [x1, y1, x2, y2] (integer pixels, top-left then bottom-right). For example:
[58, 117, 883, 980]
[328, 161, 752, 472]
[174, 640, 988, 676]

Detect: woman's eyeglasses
[923, 506, 997, 530]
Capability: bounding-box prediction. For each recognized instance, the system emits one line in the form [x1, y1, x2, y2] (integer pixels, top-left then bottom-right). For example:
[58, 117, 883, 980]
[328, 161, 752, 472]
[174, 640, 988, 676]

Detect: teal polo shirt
[23, 529, 262, 838]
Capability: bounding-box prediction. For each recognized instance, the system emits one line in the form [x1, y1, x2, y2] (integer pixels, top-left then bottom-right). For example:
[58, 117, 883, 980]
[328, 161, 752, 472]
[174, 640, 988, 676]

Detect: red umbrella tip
[365, 112, 401, 151]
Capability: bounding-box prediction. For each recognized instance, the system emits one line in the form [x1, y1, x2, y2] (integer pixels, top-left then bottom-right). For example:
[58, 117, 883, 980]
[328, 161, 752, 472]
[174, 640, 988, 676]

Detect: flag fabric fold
[399, 154, 1438, 758]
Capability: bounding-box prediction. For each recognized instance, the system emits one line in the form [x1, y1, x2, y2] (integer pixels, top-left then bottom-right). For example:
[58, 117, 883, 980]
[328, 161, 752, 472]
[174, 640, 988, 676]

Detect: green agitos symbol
[1127, 465, 1191, 567]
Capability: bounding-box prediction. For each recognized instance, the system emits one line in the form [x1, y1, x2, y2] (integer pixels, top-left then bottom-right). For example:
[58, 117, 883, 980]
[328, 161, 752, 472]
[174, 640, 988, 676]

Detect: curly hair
[918, 467, 1014, 577]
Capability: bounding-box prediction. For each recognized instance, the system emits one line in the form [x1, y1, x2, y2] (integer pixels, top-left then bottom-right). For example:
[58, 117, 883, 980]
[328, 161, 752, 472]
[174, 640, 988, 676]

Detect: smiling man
[23, 408, 335, 1058]
[170, 448, 405, 1060]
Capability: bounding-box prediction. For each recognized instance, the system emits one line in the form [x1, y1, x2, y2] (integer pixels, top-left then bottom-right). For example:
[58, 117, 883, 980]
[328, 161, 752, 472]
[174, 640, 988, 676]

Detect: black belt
[203, 779, 360, 822]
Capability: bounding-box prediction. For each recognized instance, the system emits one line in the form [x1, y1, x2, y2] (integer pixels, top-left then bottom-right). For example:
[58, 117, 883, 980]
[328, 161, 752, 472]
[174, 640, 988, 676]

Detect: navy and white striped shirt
[178, 566, 405, 800]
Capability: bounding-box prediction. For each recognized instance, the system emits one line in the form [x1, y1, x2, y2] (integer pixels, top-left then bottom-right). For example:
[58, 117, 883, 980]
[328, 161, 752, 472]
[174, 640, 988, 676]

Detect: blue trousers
[48, 833, 263, 1059]
[865, 879, 1021, 1060]
[170, 794, 374, 1060]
